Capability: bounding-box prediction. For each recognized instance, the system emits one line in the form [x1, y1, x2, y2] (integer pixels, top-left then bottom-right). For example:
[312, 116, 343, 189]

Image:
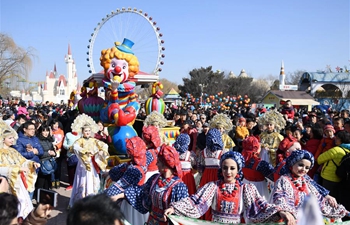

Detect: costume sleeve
[109, 163, 128, 181]
[93, 139, 110, 171]
[170, 182, 189, 203]
[304, 175, 329, 197]
[256, 160, 274, 181]
[124, 174, 158, 214]
[307, 179, 348, 219]
[106, 165, 142, 197]
[271, 176, 297, 218]
[243, 183, 282, 223]
[171, 182, 217, 218]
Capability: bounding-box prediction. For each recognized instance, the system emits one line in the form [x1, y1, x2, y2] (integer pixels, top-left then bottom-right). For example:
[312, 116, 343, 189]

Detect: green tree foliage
[178, 66, 270, 104]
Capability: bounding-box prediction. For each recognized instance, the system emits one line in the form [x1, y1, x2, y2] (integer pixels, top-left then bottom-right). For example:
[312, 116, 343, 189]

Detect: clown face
[107, 58, 129, 86]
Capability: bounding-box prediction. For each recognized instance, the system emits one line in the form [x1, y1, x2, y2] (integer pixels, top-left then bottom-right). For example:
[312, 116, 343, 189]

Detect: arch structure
[299, 72, 350, 98]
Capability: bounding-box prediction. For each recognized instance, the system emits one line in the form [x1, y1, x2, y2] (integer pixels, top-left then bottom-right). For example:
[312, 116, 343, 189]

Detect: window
[60, 89, 65, 95]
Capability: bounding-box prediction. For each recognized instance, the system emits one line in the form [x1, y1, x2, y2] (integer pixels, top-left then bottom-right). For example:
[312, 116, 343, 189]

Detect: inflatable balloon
[111, 125, 137, 154]
[83, 81, 104, 122]
[145, 82, 165, 115]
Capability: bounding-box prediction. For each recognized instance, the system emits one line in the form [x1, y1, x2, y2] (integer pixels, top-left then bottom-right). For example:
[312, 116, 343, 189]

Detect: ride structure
[81, 7, 166, 155]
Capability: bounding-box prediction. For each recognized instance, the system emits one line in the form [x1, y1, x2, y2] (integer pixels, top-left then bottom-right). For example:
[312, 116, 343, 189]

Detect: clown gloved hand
[115, 106, 137, 126]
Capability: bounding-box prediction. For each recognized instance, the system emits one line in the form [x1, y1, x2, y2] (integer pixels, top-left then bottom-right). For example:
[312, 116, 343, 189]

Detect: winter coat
[318, 144, 350, 182]
[14, 132, 44, 163]
[38, 137, 56, 161]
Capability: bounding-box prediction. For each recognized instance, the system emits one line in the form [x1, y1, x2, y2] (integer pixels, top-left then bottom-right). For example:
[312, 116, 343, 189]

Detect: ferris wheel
[87, 7, 165, 75]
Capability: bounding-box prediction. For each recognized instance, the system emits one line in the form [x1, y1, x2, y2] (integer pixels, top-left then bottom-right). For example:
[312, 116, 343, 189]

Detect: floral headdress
[71, 114, 99, 135]
[209, 113, 233, 132]
[143, 111, 167, 128]
[0, 120, 18, 148]
[259, 109, 286, 132]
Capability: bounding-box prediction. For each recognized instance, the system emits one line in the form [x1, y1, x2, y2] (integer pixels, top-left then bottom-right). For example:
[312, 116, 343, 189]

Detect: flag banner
[167, 215, 350, 225]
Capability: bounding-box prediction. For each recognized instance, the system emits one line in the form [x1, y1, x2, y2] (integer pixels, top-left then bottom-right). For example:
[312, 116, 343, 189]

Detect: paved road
[45, 162, 71, 225]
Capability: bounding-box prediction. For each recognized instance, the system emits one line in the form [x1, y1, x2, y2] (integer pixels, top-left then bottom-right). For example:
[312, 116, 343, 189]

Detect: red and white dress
[180, 150, 197, 195]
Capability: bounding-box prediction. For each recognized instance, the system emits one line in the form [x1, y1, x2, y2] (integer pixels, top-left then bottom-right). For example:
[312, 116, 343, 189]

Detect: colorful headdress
[280, 150, 314, 176]
[218, 151, 245, 185]
[158, 144, 182, 178]
[173, 133, 190, 154]
[71, 114, 99, 135]
[0, 120, 18, 148]
[206, 128, 224, 151]
[259, 109, 286, 132]
[126, 136, 147, 166]
[242, 136, 260, 162]
[143, 111, 167, 128]
[142, 125, 161, 148]
[209, 113, 233, 132]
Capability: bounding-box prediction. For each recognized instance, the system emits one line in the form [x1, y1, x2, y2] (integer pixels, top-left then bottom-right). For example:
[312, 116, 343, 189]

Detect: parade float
[79, 7, 179, 165]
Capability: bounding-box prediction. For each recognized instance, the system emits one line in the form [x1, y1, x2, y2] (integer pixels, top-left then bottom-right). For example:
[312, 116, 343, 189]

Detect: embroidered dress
[180, 150, 197, 195]
[272, 174, 348, 221]
[124, 173, 189, 225]
[242, 157, 274, 200]
[68, 137, 109, 207]
[259, 131, 284, 167]
[171, 181, 282, 223]
[0, 147, 36, 218]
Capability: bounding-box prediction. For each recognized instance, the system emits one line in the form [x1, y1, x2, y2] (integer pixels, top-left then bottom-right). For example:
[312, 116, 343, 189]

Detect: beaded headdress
[209, 113, 233, 132]
[71, 114, 99, 135]
[0, 120, 18, 148]
[259, 109, 286, 132]
[144, 111, 167, 128]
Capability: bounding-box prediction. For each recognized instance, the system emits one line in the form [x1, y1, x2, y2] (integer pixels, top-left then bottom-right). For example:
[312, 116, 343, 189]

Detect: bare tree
[136, 78, 179, 100]
[286, 70, 306, 85]
[0, 33, 36, 97]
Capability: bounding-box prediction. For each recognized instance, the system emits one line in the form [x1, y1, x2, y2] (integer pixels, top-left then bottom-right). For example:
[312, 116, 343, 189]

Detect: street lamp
[199, 83, 207, 108]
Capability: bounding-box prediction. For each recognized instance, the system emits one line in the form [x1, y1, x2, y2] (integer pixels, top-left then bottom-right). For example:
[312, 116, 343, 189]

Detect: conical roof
[239, 69, 248, 77]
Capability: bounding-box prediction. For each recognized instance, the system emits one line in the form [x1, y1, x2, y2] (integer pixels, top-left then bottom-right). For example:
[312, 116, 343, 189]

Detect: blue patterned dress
[124, 173, 189, 225]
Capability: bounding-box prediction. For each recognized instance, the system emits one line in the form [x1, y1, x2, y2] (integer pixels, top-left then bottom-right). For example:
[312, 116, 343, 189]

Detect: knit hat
[323, 124, 335, 133]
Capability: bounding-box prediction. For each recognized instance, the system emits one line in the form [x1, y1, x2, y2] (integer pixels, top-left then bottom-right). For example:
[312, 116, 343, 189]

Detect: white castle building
[11, 44, 79, 103]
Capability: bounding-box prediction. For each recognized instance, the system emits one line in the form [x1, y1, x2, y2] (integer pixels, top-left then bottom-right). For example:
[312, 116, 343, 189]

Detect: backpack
[334, 147, 350, 181]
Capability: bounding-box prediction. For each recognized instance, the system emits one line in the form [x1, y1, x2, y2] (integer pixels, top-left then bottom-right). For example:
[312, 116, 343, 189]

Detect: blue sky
[0, 0, 349, 86]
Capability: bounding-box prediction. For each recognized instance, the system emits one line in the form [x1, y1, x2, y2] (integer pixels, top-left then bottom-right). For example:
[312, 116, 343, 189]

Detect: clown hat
[116, 38, 135, 55]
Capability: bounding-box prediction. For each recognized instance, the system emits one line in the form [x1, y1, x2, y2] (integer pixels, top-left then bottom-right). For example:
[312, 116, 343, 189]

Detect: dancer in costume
[272, 150, 349, 223]
[173, 133, 197, 195]
[0, 121, 40, 218]
[164, 151, 293, 224]
[111, 144, 189, 225]
[105, 136, 150, 225]
[144, 111, 169, 145]
[209, 113, 235, 151]
[68, 114, 109, 208]
[241, 135, 274, 200]
[197, 128, 224, 221]
[142, 125, 162, 180]
[259, 110, 286, 167]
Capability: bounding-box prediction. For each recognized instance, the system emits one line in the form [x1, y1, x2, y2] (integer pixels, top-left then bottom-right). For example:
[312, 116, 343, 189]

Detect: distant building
[10, 44, 80, 103]
[260, 61, 319, 111]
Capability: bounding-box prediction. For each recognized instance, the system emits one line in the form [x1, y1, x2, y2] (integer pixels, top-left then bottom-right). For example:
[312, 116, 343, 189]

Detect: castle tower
[65, 44, 75, 95]
[279, 60, 285, 88]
